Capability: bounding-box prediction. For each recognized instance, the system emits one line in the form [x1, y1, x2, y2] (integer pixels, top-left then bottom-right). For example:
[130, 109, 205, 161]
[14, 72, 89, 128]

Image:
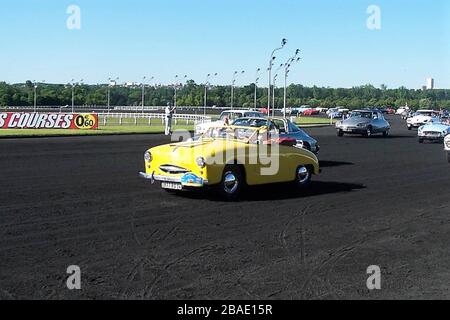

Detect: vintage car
[336, 110, 390, 137]
[232, 117, 320, 154]
[194, 110, 265, 135]
[418, 119, 450, 143]
[139, 125, 320, 199]
[445, 134, 450, 163]
[396, 106, 410, 115]
[407, 110, 438, 130]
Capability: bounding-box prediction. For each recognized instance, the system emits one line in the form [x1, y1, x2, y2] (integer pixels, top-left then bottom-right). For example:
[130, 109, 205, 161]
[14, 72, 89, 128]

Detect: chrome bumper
[418, 134, 445, 140]
[139, 172, 208, 186]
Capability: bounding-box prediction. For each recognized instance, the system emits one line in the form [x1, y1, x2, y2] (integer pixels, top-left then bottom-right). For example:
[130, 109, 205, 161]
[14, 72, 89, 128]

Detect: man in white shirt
[165, 103, 176, 135]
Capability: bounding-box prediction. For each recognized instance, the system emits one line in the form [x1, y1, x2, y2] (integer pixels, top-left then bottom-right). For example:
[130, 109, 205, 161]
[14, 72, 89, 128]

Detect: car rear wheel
[294, 165, 312, 189]
[219, 165, 244, 200]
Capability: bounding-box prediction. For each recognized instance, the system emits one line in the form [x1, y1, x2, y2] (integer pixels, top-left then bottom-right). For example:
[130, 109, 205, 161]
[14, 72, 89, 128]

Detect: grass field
[295, 116, 336, 125]
[0, 116, 334, 138]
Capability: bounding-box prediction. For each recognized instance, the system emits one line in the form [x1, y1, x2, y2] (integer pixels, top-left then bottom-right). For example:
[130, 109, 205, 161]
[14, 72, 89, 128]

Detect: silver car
[336, 110, 390, 137]
[232, 117, 320, 154]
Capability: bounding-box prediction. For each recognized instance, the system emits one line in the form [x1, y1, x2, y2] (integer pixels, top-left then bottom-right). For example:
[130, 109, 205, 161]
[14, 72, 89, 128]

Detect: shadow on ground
[319, 160, 354, 168]
[339, 134, 415, 140]
[175, 180, 366, 202]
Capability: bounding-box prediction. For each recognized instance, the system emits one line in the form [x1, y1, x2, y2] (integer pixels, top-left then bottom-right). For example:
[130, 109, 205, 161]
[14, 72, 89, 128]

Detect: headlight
[445, 139, 450, 148]
[144, 151, 152, 162]
[196, 156, 206, 168]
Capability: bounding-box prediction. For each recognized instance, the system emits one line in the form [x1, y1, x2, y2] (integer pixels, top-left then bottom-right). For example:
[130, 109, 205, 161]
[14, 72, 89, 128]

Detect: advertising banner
[0, 113, 99, 130]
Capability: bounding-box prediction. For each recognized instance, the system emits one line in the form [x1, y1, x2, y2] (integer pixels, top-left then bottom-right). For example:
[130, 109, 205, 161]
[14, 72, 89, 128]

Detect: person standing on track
[165, 102, 176, 135]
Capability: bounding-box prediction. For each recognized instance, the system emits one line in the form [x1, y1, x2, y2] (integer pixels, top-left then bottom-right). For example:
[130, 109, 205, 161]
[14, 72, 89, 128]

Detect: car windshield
[350, 111, 372, 119]
[202, 126, 259, 143]
[417, 111, 434, 116]
[288, 121, 302, 133]
[233, 118, 269, 128]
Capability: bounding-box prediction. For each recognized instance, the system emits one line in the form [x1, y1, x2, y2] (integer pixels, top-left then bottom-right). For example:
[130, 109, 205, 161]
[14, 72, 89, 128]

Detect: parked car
[232, 117, 320, 154]
[336, 110, 390, 137]
[396, 106, 410, 115]
[386, 107, 395, 114]
[291, 106, 312, 116]
[402, 110, 414, 120]
[258, 108, 269, 115]
[195, 110, 265, 135]
[302, 109, 320, 116]
[445, 134, 450, 163]
[326, 108, 339, 117]
[139, 125, 320, 199]
[407, 110, 438, 130]
[328, 111, 344, 119]
[417, 119, 450, 143]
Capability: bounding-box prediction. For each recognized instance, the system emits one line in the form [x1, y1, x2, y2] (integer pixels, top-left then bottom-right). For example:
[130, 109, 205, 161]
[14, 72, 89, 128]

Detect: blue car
[418, 118, 450, 143]
[232, 117, 320, 154]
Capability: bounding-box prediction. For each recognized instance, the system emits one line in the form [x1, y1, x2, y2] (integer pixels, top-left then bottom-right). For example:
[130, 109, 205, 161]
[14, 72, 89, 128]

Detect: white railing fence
[98, 112, 211, 126]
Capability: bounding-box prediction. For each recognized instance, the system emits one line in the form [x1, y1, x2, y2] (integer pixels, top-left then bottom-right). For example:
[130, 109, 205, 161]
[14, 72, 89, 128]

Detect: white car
[195, 110, 265, 135]
[315, 107, 329, 113]
[326, 108, 339, 116]
[417, 119, 450, 143]
[290, 106, 311, 116]
[396, 106, 410, 115]
[445, 134, 450, 163]
[407, 110, 438, 130]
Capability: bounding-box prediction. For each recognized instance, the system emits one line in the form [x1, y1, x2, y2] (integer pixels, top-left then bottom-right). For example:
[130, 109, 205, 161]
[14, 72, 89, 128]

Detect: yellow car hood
[149, 139, 245, 167]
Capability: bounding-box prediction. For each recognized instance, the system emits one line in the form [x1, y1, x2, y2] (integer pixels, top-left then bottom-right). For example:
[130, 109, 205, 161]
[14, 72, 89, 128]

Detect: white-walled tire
[219, 165, 244, 200]
[294, 165, 312, 189]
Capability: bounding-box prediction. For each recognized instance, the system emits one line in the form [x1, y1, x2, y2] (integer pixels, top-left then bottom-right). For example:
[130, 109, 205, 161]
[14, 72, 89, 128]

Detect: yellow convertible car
[139, 125, 320, 199]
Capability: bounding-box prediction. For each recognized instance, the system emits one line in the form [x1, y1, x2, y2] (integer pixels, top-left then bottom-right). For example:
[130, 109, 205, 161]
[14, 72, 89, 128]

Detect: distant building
[109, 80, 117, 87]
[426, 78, 434, 90]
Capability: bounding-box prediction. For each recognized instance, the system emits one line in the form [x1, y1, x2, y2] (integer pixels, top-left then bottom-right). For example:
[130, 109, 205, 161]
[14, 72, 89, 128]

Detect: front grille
[159, 165, 189, 174]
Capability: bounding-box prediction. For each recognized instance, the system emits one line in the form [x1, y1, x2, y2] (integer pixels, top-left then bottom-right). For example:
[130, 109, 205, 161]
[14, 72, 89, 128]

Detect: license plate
[161, 182, 182, 190]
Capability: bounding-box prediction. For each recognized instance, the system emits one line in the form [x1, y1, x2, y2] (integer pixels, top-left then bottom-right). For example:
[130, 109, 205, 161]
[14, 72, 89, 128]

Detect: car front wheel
[447, 153, 450, 163]
[219, 165, 244, 200]
[294, 165, 312, 189]
[337, 129, 344, 137]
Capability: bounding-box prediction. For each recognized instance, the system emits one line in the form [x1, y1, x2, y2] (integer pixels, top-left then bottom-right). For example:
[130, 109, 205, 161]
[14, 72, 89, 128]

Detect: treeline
[1, 80, 449, 110]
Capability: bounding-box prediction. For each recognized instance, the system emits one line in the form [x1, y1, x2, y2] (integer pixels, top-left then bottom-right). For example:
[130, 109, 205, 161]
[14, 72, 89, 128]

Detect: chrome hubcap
[223, 172, 239, 194]
[297, 166, 310, 184]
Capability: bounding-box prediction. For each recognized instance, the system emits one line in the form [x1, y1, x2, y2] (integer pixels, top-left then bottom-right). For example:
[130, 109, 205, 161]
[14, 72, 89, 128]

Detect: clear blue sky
[0, 0, 449, 88]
